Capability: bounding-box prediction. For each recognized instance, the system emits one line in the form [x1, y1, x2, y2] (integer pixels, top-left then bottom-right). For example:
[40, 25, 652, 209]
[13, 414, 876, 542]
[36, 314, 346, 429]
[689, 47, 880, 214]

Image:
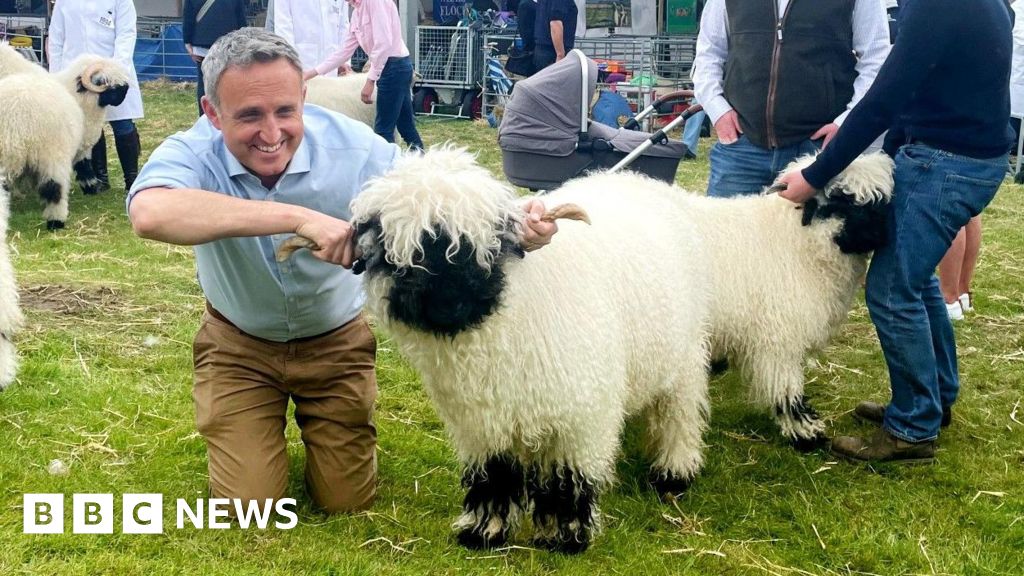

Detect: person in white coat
[49, 0, 144, 191]
[273, 0, 352, 76]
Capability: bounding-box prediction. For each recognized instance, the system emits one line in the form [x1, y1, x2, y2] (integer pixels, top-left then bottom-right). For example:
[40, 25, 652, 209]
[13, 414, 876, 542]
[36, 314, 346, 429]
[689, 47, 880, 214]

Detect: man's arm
[691, 0, 741, 142]
[130, 188, 359, 266]
[550, 20, 566, 60]
[832, 0, 891, 127]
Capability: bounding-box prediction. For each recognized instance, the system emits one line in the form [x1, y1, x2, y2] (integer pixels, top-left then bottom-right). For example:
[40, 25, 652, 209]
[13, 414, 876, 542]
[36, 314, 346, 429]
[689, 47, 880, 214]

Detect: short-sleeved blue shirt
[127, 104, 400, 342]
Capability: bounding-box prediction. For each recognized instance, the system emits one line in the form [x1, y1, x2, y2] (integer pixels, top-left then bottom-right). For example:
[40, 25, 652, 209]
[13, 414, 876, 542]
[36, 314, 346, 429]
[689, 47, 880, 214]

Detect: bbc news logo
[23, 494, 298, 534]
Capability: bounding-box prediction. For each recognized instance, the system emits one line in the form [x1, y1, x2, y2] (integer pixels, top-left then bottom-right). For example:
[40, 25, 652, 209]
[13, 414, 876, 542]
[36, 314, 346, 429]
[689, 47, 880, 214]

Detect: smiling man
[127, 28, 556, 513]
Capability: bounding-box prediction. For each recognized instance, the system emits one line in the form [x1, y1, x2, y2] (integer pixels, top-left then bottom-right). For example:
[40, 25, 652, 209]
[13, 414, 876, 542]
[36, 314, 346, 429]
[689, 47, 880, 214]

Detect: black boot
[90, 133, 110, 192]
[114, 128, 141, 190]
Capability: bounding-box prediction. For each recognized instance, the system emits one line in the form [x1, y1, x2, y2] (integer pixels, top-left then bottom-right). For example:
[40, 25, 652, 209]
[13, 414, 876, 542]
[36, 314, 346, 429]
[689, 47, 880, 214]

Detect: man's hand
[811, 123, 840, 149]
[303, 69, 318, 81]
[186, 44, 201, 64]
[520, 199, 558, 251]
[295, 214, 357, 267]
[775, 170, 819, 204]
[714, 110, 743, 145]
[361, 79, 375, 104]
[555, 52, 565, 62]
[338, 63, 352, 76]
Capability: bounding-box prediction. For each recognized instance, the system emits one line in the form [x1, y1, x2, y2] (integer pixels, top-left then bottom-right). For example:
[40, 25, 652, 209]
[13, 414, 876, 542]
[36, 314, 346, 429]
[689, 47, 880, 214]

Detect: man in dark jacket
[532, 0, 577, 72]
[778, 0, 1013, 463]
[183, 0, 249, 114]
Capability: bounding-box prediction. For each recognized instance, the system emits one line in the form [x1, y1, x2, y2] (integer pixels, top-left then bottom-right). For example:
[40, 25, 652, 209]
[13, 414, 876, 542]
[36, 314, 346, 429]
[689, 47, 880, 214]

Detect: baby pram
[498, 49, 701, 190]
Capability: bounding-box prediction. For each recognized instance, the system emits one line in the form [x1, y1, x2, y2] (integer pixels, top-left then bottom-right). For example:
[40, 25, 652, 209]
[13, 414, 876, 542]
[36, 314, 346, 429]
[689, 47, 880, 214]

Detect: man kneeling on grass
[127, 28, 556, 513]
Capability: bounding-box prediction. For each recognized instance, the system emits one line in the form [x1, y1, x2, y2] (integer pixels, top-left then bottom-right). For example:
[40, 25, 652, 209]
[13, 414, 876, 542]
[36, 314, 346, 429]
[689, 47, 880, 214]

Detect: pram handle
[623, 89, 696, 130]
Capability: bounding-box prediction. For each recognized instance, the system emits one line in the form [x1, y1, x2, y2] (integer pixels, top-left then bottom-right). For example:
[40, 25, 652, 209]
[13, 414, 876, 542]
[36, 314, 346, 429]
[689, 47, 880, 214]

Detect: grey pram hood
[498, 50, 687, 160]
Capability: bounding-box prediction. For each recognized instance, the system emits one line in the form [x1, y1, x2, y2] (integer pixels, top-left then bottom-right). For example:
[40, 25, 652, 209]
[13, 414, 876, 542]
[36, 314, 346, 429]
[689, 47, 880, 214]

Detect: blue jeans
[707, 135, 820, 197]
[681, 104, 705, 157]
[869, 144, 1006, 442]
[110, 119, 135, 136]
[374, 56, 423, 150]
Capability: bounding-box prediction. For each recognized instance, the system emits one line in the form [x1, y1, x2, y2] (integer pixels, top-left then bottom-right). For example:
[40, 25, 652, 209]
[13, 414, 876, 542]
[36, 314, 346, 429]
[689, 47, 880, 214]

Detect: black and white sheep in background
[0, 173, 23, 390]
[279, 148, 713, 553]
[694, 153, 895, 449]
[0, 43, 129, 229]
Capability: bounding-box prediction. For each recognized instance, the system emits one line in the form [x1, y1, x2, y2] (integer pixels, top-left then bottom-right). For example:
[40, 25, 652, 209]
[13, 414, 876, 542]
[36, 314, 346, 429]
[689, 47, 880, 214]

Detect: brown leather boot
[831, 428, 935, 464]
[853, 401, 951, 428]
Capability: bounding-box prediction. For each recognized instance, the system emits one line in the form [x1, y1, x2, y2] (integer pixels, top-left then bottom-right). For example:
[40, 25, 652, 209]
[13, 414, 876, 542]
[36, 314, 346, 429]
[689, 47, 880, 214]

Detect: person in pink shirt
[304, 0, 424, 150]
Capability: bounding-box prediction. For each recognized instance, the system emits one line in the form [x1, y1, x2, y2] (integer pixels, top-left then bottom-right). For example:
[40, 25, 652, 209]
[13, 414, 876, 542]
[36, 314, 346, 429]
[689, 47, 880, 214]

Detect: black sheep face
[98, 82, 130, 107]
[354, 216, 525, 338]
[801, 184, 891, 255]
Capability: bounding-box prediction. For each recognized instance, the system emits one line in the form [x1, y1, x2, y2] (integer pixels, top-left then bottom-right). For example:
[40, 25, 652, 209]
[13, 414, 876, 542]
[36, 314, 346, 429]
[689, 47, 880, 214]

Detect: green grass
[1, 80, 1023, 575]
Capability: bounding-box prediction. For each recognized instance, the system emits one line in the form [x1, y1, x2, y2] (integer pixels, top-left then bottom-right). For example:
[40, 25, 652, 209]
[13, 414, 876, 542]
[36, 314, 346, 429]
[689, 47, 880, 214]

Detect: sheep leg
[647, 365, 709, 500]
[36, 164, 70, 230]
[73, 155, 101, 196]
[528, 463, 601, 554]
[452, 454, 526, 550]
[746, 352, 828, 451]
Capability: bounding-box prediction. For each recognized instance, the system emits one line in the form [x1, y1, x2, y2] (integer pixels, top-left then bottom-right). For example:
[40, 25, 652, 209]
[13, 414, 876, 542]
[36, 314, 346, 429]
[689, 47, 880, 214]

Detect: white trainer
[946, 300, 964, 321]
[958, 292, 973, 313]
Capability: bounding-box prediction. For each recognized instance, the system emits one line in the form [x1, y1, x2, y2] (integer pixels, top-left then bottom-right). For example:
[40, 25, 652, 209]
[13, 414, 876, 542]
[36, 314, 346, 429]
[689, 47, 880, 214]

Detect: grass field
[1, 80, 1022, 575]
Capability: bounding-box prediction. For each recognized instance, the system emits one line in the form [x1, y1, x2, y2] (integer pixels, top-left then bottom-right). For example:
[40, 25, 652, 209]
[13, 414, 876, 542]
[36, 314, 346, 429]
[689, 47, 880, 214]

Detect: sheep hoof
[650, 471, 692, 501]
[456, 527, 506, 550]
[81, 180, 101, 195]
[790, 433, 829, 453]
[46, 220, 65, 231]
[533, 535, 590, 555]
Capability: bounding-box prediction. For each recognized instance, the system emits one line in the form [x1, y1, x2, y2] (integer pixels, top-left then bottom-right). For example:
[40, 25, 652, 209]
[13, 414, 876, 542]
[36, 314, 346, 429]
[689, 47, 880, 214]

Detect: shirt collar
[222, 133, 312, 181]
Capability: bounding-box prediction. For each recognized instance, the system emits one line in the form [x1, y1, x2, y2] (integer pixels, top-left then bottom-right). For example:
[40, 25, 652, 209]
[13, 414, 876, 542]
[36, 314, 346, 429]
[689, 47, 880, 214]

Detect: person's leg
[373, 59, 402, 144]
[90, 132, 109, 192]
[193, 312, 290, 504]
[111, 119, 140, 190]
[865, 146, 1003, 444]
[959, 215, 982, 308]
[938, 227, 966, 309]
[196, 58, 206, 116]
[390, 57, 424, 150]
[680, 103, 704, 159]
[707, 135, 776, 197]
[291, 315, 378, 514]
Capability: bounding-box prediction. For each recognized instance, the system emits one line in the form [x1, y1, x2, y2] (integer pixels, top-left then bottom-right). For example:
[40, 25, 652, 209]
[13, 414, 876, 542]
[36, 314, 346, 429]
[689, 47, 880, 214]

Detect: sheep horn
[540, 203, 591, 225]
[275, 235, 320, 262]
[79, 62, 108, 93]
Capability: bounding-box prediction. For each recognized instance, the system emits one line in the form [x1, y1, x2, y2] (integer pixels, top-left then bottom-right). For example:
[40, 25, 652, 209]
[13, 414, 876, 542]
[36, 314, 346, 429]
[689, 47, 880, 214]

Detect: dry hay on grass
[20, 284, 120, 317]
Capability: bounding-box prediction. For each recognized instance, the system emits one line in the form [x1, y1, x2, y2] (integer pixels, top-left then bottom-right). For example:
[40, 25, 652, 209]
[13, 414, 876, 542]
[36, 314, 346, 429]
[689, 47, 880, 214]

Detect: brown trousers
[192, 310, 377, 513]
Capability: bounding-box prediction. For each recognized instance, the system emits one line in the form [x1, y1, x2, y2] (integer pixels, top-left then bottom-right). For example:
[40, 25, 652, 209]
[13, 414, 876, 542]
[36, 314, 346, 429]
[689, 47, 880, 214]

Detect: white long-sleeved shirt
[275, 0, 351, 76]
[692, 0, 890, 127]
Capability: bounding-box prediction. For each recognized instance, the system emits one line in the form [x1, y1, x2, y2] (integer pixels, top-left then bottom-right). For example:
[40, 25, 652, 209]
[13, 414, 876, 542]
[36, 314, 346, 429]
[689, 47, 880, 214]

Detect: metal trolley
[414, 24, 507, 119]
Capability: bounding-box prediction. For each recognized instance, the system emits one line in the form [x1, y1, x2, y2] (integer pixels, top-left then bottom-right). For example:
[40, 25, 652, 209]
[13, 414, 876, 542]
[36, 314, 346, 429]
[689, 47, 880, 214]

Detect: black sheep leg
[454, 454, 526, 549]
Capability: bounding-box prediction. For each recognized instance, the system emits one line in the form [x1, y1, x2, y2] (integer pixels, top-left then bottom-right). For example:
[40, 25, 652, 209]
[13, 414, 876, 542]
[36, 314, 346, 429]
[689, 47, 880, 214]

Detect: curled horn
[275, 236, 320, 262]
[540, 203, 591, 225]
[79, 62, 108, 93]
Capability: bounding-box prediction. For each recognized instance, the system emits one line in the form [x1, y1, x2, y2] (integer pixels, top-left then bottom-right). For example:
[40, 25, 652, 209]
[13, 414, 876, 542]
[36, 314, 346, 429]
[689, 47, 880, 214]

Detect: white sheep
[304, 73, 377, 128]
[281, 148, 712, 553]
[0, 173, 24, 390]
[0, 44, 130, 228]
[690, 153, 895, 449]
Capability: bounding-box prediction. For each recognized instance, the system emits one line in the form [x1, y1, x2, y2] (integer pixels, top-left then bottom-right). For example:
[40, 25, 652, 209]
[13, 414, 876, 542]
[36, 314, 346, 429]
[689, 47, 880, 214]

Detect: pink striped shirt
[313, 0, 410, 81]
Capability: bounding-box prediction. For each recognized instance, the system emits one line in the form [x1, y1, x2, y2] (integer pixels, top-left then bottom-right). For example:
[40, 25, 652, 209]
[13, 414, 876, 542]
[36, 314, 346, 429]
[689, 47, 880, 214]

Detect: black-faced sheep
[693, 153, 895, 449]
[0, 44, 129, 229]
[280, 148, 712, 553]
[0, 173, 23, 389]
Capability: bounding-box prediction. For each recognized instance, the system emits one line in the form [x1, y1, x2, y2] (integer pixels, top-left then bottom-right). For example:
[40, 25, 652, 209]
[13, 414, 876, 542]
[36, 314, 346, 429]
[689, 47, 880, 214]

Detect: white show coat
[274, 0, 350, 76]
[1011, 1, 1024, 117]
[49, 0, 144, 121]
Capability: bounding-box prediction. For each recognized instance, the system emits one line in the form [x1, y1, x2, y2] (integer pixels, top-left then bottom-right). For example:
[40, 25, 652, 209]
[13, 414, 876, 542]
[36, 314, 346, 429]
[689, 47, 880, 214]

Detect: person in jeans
[305, 0, 423, 150]
[777, 0, 1013, 463]
[692, 0, 890, 197]
[183, 0, 249, 115]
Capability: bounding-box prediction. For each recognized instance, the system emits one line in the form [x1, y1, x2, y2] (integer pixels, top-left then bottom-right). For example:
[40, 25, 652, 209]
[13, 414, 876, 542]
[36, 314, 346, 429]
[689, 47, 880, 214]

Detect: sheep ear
[353, 217, 388, 275]
[499, 217, 525, 259]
